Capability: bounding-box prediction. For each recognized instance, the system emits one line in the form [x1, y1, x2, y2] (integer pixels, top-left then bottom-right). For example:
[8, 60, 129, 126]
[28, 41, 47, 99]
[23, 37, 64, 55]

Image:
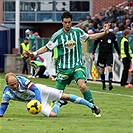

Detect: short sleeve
[79, 28, 89, 42]
[46, 40, 58, 51]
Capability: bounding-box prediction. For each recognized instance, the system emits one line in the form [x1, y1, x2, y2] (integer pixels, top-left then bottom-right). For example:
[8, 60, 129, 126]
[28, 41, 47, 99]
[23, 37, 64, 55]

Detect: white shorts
[35, 84, 63, 117]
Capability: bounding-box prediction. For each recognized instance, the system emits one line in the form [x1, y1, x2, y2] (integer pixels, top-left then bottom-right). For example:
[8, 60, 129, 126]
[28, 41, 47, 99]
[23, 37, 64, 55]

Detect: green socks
[82, 89, 94, 104]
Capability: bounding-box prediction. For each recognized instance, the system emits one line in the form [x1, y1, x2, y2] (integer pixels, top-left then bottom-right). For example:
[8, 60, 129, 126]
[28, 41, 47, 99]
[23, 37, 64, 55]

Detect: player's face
[7, 77, 18, 90]
[62, 18, 72, 33]
[103, 23, 110, 30]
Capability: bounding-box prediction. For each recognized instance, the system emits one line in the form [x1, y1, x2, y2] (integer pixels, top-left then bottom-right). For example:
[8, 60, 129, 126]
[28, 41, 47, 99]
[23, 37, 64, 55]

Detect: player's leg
[107, 66, 113, 90]
[74, 66, 101, 117]
[99, 67, 106, 90]
[107, 54, 113, 90]
[77, 79, 94, 104]
[121, 58, 130, 86]
[53, 93, 100, 115]
[125, 73, 133, 88]
[52, 70, 72, 107]
[74, 66, 94, 104]
[61, 93, 100, 115]
[41, 103, 57, 117]
[97, 53, 106, 90]
[37, 84, 63, 117]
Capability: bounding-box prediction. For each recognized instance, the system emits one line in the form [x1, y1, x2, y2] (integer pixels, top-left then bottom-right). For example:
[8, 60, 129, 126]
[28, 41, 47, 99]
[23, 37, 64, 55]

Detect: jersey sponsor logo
[64, 40, 76, 49]
[14, 90, 35, 100]
[57, 74, 68, 80]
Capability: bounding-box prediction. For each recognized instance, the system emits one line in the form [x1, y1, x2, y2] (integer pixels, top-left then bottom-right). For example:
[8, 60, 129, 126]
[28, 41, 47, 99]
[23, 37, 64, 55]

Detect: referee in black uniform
[92, 21, 121, 90]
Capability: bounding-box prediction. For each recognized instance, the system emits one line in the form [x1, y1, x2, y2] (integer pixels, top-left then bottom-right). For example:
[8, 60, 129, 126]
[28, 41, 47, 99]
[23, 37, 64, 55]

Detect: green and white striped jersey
[46, 27, 89, 69]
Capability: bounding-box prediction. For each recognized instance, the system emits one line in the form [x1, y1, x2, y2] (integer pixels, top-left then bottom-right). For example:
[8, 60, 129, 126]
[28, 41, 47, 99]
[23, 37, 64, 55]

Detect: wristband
[33, 51, 38, 56]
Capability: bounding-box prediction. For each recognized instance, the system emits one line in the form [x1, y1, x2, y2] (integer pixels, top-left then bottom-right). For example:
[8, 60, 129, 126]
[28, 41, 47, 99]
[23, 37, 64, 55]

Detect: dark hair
[24, 37, 29, 40]
[102, 21, 109, 26]
[61, 11, 72, 21]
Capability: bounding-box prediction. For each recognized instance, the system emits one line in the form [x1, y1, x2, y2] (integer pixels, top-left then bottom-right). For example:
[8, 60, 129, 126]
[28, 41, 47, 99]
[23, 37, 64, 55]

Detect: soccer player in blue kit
[0, 72, 100, 117]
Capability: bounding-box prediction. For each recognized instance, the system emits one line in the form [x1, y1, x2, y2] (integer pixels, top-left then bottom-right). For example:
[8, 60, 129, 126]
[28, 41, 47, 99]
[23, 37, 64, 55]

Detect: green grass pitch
[0, 72, 132, 133]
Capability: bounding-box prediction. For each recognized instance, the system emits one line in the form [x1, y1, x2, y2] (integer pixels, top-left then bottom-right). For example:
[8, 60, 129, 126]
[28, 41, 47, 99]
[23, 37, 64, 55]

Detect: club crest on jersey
[64, 40, 76, 49]
[107, 39, 112, 43]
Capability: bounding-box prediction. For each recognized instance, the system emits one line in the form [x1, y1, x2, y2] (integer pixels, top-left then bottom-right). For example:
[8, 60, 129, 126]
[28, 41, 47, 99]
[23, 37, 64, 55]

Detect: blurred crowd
[76, 4, 133, 36]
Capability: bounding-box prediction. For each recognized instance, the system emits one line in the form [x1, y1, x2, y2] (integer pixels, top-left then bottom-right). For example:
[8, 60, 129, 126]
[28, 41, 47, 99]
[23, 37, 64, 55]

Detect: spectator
[127, 9, 133, 22]
[113, 27, 122, 36]
[29, 55, 54, 80]
[124, 6, 129, 14]
[110, 6, 119, 23]
[106, 7, 113, 21]
[119, 6, 127, 16]
[20, 37, 30, 74]
[87, 22, 95, 33]
[117, 20, 125, 31]
[25, 29, 30, 39]
[29, 30, 36, 40]
[86, 14, 92, 23]
[76, 18, 86, 31]
[101, 8, 107, 16]
[120, 29, 133, 86]
[124, 19, 131, 29]
[98, 14, 109, 28]
[34, 32, 41, 38]
[81, 14, 93, 32]
[31, 32, 41, 52]
[125, 69, 133, 88]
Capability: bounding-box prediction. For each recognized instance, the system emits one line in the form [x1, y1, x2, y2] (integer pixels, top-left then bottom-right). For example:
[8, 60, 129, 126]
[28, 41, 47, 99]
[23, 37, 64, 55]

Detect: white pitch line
[91, 90, 133, 98]
[0, 79, 5, 81]
[0, 78, 132, 98]
[68, 87, 133, 98]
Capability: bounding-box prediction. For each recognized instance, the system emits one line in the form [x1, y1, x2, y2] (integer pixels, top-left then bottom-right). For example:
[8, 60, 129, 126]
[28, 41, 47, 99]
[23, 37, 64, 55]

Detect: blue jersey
[1, 76, 40, 103]
[0, 76, 42, 115]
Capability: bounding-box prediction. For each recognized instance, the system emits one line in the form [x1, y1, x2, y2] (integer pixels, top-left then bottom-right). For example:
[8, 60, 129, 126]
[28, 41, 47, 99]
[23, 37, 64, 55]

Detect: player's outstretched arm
[88, 23, 110, 40]
[35, 46, 48, 55]
[88, 31, 106, 40]
[0, 103, 9, 117]
[23, 46, 48, 57]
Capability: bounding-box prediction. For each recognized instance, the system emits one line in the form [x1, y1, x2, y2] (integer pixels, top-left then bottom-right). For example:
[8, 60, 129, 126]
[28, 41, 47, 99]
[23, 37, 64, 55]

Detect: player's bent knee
[79, 84, 86, 92]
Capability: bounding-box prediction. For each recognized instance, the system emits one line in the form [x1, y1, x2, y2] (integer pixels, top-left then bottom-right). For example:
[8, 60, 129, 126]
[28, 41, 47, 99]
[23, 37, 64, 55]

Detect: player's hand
[23, 50, 34, 57]
[92, 54, 95, 61]
[0, 114, 3, 117]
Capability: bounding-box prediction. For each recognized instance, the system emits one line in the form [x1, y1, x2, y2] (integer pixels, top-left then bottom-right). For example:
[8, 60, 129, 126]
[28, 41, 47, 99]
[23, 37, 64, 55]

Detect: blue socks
[69, 94, 94, 108]
[52, 102, 61, 115]
[52, 94, 94, 115]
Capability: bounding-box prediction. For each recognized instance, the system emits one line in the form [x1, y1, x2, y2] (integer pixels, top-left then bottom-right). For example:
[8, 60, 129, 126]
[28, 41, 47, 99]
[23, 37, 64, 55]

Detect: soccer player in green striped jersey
[24, 11, 110, 117]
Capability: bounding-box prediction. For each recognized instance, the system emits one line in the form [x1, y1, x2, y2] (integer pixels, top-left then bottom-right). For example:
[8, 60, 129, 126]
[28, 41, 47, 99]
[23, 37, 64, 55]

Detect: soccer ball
[27, 100, 42, 115]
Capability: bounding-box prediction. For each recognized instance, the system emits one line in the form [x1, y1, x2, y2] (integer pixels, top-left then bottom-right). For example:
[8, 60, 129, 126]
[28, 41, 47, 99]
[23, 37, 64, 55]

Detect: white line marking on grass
[0, 78, 132, 98]
[0, 79, 5, 80]
[68, 87, 133, 98]
[91, 90, 133, 98]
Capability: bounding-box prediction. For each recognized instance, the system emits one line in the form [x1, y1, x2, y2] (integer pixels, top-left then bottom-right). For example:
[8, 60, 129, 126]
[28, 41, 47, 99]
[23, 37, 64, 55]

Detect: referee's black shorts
[97, 53, 113, 68]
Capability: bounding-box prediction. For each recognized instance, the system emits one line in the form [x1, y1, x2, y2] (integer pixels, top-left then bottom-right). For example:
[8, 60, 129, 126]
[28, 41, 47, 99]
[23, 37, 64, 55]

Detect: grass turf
[0, 72, 132, 133]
